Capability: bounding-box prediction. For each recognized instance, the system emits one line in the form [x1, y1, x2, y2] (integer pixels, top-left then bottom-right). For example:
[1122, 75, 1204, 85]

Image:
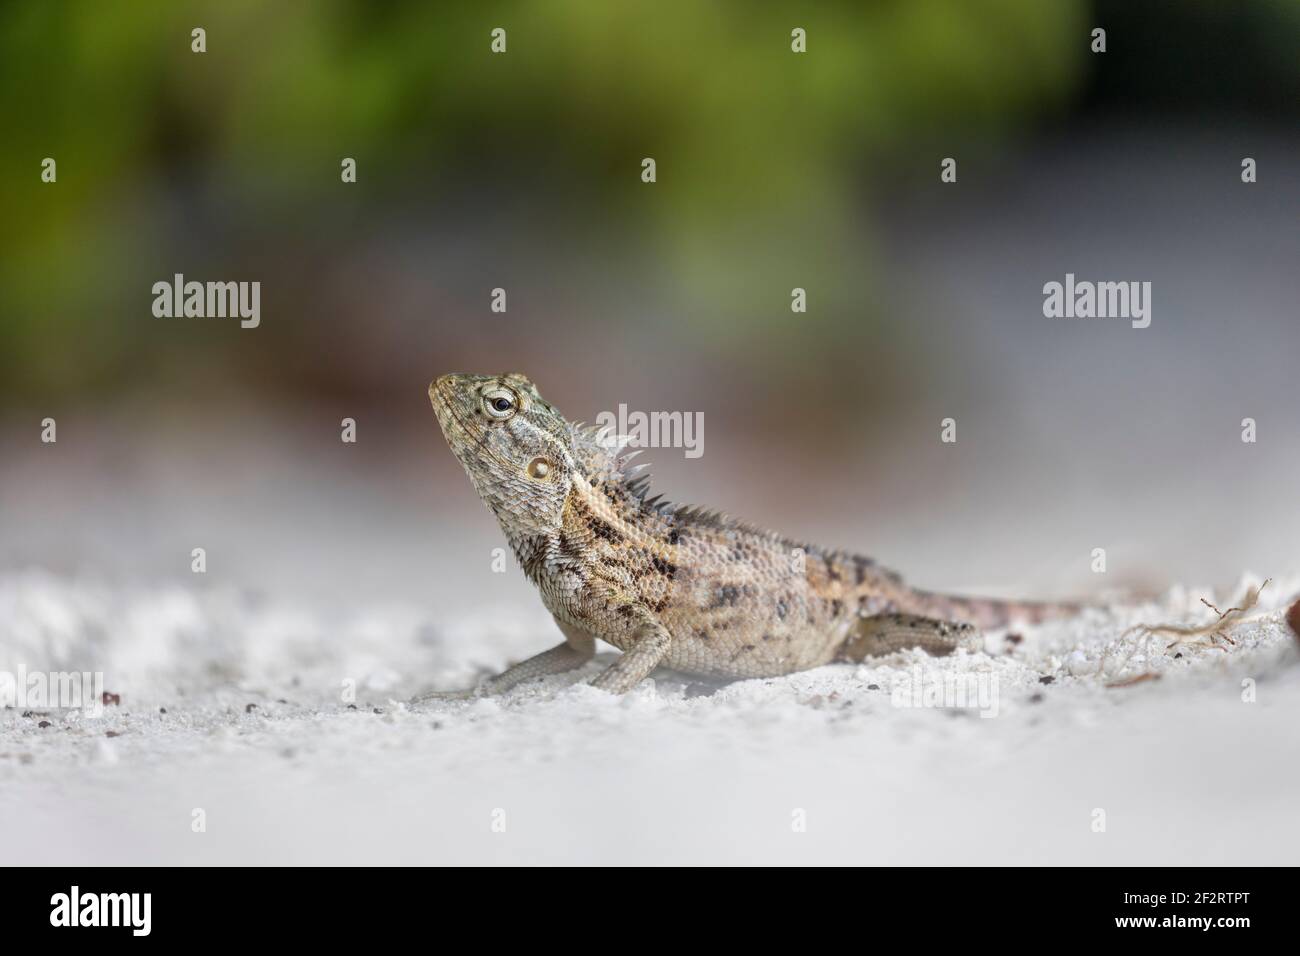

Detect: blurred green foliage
[8, 1, 1290, 400]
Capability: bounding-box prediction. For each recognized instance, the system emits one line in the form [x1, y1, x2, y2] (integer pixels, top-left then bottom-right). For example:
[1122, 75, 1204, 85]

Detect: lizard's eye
[483, 389, 517, 419]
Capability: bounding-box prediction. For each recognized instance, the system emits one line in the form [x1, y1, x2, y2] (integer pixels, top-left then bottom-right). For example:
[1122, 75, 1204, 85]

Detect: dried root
[1127, 579, 1271, 652]
[1090, 579, 1273, 680]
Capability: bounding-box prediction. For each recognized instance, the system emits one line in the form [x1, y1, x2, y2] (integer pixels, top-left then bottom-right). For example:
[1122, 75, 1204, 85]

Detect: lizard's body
[427, 373, 1079, 695]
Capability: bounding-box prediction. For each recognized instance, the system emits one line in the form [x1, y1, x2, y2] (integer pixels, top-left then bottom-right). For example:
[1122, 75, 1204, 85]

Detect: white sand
[1, 570, 1297, 865]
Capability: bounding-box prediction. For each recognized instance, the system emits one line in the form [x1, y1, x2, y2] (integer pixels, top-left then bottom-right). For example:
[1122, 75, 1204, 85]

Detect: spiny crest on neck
[570, 421, 748, 535]
[570, 420, 673, 513]
[569, 424, 780, 541]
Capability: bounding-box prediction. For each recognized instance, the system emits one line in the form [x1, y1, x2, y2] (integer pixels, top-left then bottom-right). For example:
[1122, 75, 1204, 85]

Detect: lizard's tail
[897, 588, 1087, 630]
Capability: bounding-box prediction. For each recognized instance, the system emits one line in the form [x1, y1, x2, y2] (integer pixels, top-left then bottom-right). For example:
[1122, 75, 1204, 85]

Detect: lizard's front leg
[414, 623, 595, 700]
[841, 612, 984, 660]
[590, 617, 672, 694]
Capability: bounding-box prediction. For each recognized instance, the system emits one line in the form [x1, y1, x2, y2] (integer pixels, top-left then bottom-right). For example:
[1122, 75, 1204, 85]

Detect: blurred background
[2, 0, 1298, 615]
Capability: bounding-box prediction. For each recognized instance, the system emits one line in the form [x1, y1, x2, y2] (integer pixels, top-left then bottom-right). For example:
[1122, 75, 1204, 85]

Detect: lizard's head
[430, 373, 576, 536]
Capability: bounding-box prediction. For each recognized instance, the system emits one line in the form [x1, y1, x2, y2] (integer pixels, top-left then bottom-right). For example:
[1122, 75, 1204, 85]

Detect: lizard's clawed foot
[412, 641, 596, 702]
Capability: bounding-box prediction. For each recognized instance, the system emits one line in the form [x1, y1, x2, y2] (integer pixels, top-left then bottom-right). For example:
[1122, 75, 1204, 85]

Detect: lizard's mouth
[428, 378, 462, 433]
[433, 397, 472, 453]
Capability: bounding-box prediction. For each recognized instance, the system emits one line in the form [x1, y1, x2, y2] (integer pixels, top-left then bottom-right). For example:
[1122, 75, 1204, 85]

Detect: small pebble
[1065, 650, 1092, 675]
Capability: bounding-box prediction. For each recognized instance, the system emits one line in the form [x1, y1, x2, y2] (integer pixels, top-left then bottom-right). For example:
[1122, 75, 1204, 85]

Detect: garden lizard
[423, 372, 1080, 696]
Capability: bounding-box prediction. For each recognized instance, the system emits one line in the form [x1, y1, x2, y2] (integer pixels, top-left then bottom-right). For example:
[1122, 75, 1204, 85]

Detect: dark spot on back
[590, 516, 624, 544]
[650, 555, 677, 579]
[709, 585, 742, 609]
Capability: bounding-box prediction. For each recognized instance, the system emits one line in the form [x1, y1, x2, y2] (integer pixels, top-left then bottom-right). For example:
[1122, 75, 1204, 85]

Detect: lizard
[422, 372, 1083, 697]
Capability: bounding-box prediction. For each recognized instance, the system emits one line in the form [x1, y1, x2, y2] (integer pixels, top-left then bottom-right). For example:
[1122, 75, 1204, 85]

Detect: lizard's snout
[429, 375, 454, 418]
[429, 374, 479, 441]
[429, 373, 465, 406]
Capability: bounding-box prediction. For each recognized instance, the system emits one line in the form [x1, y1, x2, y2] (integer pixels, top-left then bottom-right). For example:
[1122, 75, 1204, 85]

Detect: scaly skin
[425, 372, 1081, 696]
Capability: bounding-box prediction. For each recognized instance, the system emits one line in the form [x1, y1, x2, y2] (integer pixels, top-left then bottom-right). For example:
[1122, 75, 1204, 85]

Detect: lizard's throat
[477, 481, 562, 540]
